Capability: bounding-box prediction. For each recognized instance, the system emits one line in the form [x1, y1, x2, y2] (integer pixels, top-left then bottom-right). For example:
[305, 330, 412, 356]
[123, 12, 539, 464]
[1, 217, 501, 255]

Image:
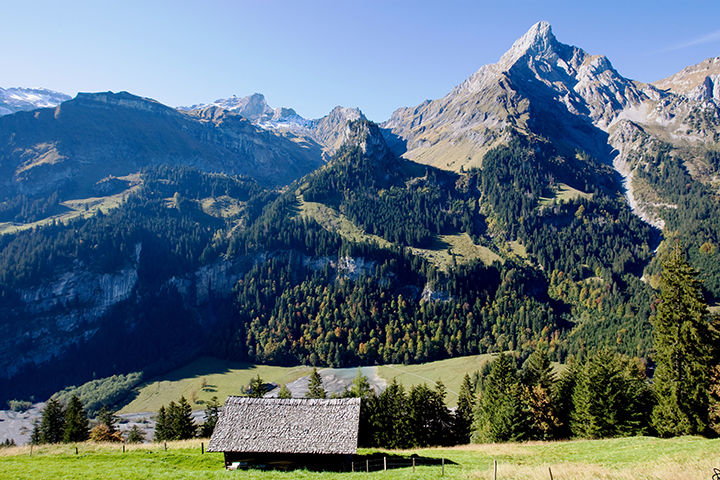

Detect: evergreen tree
[472, 354, 529, 443]
[306, 368, 327, 399]
[199, 396, 221, 437]
[95, 406, 118, 434]
[154, 405, 169, 442]
[348, 370, 373, 398]
[522, 347, 559, 440]
[651, 245, 715, 436]
[63, 395, 89, 443]
[173, 397, 196, 440]
[38, 398, 65, 444]
[370, 380, 411, 448]
[408, 382, 453, 447]
[247, 375, 267, 398]
[453, 373, 476, 444]
[126, 425, 146, 443]
[30, 420, 41, 445]
[571, 350, 652, 438]
[552, 361, 578, 439]
[278, 384, 292, 399]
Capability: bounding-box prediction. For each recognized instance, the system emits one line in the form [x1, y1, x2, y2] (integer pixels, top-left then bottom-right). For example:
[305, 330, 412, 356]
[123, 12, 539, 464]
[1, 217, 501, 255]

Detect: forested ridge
[0, 120, 716, 405]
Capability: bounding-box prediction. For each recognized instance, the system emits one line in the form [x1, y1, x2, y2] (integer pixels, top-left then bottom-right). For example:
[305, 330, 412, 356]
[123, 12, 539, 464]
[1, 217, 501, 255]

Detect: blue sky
[2, 0, 719, 121]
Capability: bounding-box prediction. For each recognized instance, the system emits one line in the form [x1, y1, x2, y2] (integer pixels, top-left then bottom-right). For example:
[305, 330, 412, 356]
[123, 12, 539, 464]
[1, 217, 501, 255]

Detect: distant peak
[498, 21, 558, 69]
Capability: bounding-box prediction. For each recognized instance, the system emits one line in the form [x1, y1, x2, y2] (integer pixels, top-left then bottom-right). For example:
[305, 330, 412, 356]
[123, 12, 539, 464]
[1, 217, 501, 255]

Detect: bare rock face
[654, 57, 720, 99]
[383, 21, 720, 228]
[182, 94, 365, 159]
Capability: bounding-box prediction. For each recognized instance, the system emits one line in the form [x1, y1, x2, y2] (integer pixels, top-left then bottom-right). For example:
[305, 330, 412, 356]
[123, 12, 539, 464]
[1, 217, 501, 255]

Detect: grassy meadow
[1, 436, 718, 480]
[120, 354, 499, 413]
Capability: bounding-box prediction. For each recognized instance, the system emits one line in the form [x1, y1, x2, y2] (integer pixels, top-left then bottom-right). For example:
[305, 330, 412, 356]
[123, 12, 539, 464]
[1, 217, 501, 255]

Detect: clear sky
[2, 0, 719, 121]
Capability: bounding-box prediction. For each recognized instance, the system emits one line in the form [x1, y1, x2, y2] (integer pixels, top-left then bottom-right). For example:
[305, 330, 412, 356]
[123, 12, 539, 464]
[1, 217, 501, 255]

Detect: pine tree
[278, 385, 292, 399]
[651, 245, 715, 436]
[453, 373, 476, 444]
[571, 350, 652, 438]
[408, 382, 452, 447]
[370, 380, 411, 448]
[63, 395, 89, 443]
[126, 425, 146, 443]
[306, 368, 326, 399]
[173, 397, 196, 439]
[199, 396, 220, 437]
[522, 347, 559, 440]
[247, 375, 267, 398]
[38, 398, 65, 444]
[348, 370, 373, 398]
[472, 354, 529, 443]
[154, 405, 169, 442]
[95, 406, 118, 434]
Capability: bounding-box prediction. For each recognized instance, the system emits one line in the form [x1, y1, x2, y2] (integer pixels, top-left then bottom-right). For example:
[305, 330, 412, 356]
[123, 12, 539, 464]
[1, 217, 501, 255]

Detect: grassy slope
[377, 354, 497, 405]
[1, 437, 718, 480]
[298, 195, 502, 269]
[119, 358, 312, 414]
[121, 354, 497, 413]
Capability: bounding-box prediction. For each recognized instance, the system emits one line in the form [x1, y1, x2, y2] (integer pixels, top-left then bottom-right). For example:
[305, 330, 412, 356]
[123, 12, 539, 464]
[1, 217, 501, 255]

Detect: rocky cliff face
[384, 21, 720, 226]
[182, 94, 366, 159]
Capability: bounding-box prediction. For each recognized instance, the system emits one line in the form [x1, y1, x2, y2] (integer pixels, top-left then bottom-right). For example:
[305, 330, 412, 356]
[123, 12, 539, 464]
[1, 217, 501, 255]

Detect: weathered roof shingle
[207, 397, 361, 455]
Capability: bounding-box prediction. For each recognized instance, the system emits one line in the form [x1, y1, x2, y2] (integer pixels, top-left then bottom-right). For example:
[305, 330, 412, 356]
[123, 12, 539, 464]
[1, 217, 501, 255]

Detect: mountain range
[0, 22, 719, 404]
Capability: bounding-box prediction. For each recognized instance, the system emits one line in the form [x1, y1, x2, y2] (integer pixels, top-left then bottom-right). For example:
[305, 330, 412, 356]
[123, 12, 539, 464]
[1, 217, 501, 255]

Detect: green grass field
[119, 359, 312, 414]
[378, 354, 497, 405]
[120, 354, 498, 413]
[1, 436, 718, 480]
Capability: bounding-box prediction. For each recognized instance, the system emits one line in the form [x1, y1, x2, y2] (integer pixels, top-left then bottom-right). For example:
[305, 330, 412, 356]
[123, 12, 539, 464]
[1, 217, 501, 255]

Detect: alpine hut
[207, 397, 361, 470]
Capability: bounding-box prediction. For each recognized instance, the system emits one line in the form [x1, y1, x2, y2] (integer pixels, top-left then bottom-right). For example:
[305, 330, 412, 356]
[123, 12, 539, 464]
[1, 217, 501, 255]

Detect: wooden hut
[207, 397, 361, 470]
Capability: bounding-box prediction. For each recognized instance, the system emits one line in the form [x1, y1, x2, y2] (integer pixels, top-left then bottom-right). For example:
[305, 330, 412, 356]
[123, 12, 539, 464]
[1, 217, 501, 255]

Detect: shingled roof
[207, 397, 361, 455]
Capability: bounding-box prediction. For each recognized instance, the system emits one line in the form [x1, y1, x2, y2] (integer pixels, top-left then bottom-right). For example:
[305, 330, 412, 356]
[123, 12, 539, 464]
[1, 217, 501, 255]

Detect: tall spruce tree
[408, 382, 453, 447]
[453, 373, 476, 444]
[522, 346, 559, 440]
[472, 354, 529, 443]
[199, 396, 220, 437]
[370, 380, 411, 448]
[154, 405, 169, 442]
[174, 397, 197, 439]
[306, 368, 327, 399]
[571, 350, 652, 438]
[651, 245, 714, 436]
[38, 398, 65, 444]
[63, 395, 89, 443]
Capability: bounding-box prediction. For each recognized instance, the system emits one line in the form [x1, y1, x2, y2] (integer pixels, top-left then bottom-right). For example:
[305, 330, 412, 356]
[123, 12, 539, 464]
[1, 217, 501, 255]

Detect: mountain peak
[498, 21, 558, 70]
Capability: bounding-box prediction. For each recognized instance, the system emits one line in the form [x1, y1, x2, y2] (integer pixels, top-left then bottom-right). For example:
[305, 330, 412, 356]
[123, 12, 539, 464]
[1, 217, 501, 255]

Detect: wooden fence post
[383, 456, 387, 471]
[75, 446, 78, 455]
[548, 466, 554, 480]
[412, 457, 416, 472]
[122, 444, 125, 453]
[494, 459, 497, 480]
[351, 461, 354, 472]
[201, 442, 204, 454]
[366, 459, 369, 472]
[29, 445, 33, 456]
[164, 441, 167, 451]
[442, 457, 445, 476]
